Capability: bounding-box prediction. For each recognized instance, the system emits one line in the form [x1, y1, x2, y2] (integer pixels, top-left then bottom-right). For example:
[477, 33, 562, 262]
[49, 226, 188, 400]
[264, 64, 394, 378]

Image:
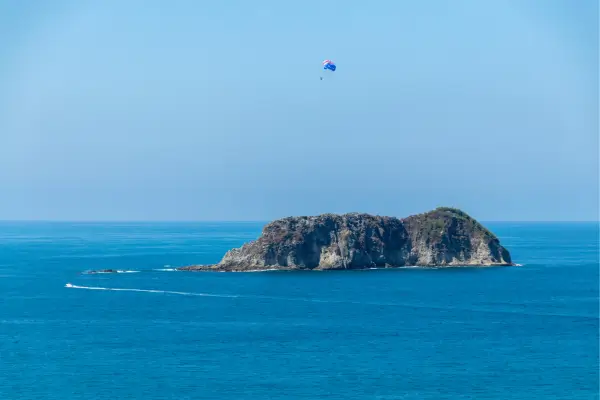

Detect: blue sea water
[0, 221, 598, 400]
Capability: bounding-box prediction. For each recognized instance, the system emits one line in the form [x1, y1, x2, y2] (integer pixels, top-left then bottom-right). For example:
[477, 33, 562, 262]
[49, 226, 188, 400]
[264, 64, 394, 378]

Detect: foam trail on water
[65, 284, 239, 298]
[154, 265, 178, 272]
[63, 283, 597, 320]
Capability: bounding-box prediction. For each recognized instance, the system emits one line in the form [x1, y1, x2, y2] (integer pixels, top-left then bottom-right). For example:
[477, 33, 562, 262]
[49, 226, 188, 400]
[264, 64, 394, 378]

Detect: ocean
[0, 221, 598, 399]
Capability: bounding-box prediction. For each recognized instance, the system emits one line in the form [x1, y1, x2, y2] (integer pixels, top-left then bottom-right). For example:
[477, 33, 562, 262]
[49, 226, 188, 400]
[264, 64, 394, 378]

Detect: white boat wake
[64, 283, 239, 298]
[63, 283, 597, 320]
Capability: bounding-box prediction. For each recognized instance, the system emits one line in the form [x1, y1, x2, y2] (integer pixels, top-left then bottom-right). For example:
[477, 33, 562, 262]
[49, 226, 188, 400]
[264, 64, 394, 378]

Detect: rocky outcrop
[82, 269, 118, 274]
[178, 207, 513, 272]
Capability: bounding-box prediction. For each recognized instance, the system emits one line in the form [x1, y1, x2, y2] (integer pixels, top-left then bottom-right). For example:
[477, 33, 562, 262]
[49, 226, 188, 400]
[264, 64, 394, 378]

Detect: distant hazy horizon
[0, 216, 598, 223]
[1, 0, 598, 222]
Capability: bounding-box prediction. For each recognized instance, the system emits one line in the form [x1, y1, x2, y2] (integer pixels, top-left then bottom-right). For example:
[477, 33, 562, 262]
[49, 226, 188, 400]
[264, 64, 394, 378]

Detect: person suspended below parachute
[320, 59, 336, 80]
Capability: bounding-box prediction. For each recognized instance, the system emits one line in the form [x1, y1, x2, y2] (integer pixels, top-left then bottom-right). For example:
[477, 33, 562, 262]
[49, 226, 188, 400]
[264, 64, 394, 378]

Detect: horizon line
[0, 219, 597, 224]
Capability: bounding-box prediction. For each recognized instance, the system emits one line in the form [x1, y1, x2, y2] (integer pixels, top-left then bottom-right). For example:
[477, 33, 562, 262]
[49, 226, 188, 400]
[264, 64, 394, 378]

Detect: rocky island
[177, 207, 513, 272]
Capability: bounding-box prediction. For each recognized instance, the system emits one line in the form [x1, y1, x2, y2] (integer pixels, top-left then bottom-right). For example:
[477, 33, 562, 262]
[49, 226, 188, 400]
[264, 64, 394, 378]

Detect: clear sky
[0, 0, 598, 221]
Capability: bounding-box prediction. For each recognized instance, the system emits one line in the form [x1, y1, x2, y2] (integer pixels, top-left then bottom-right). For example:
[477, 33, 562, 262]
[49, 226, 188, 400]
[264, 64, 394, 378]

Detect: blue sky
[0, 0, 598, 221]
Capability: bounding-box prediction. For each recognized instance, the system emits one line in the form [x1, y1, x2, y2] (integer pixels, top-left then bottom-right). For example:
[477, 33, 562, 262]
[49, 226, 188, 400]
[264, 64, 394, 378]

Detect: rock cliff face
[178, 207, 513, 272]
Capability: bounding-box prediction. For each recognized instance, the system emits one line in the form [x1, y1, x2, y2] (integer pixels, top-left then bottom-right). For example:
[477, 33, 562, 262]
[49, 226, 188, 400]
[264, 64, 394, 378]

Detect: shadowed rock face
[178, 207, 513, 272]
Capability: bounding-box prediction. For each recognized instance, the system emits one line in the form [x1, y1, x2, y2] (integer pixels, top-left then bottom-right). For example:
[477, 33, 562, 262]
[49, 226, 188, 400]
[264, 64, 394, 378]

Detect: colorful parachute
[320, 59, 336, 80]
[322, 59, 336, 72]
